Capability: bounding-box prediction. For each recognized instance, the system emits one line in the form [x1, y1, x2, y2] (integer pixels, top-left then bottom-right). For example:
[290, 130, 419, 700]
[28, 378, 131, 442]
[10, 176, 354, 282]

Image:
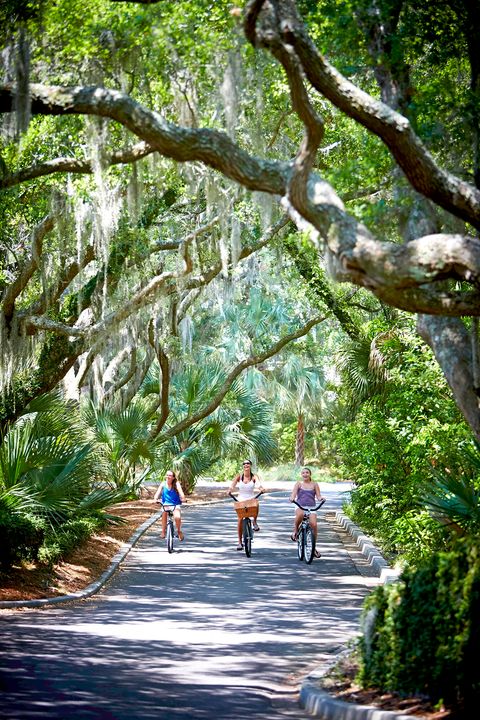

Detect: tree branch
[120, 345, 154, 409]
[2, 215, 55, 323]
[247, 0, 480, 230]
[2, 76, 480, 315]
[26, 244, 95, 316]
[0, 83, 288, 195]
[157, 312, 328, 442]
[102, 345, 137, 404]
[148, 321, 170, 436]
[0, 142, 154, 189]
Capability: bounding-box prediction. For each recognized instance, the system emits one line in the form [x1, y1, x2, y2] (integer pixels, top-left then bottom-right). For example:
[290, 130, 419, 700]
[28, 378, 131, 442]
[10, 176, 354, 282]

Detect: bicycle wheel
[166, 519, 174, 553]
[297, 526, 304, 561]
[243, 518, 252, 557]
[304, 525, 315, 564]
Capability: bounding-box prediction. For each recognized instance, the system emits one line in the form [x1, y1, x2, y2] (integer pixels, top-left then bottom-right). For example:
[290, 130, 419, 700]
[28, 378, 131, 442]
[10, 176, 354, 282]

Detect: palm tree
[422, 441, 480, 538]
[140, 360, 276, 492]
[265, 353, 325, 466]
[0, 393, 123, 525]
[334, 333, 392, 413]
[82, 398, 159, 496]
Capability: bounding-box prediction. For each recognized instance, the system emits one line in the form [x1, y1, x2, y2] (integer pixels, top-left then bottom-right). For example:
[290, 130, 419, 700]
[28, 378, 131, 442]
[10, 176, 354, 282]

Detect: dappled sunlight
[0, 490, 374, 718]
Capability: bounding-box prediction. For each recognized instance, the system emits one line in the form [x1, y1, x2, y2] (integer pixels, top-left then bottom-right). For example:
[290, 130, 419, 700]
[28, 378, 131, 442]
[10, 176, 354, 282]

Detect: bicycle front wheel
[304, 525, 315, 564]
[166, 520, 174, 553]
[243, 518, 252, 557]
[297, 527, 304, 561]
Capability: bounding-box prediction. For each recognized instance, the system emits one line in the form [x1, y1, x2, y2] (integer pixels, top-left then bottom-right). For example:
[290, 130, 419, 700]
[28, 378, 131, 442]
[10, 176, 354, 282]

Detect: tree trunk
[295, 413, 305, 466]
[417, 315, 480, 440]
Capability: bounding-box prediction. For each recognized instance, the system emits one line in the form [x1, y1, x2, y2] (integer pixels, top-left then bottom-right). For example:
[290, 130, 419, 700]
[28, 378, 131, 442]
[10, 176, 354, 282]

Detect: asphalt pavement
[0, 484, 381, 719]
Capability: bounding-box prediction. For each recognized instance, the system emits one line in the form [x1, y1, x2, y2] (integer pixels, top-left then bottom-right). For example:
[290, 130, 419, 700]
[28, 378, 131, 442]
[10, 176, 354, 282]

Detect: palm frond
[422, 445, 480, 537]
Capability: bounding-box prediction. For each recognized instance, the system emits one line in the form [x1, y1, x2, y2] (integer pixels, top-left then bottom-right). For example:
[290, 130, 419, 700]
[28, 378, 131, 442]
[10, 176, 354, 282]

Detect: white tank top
[237, 476, 256, 500]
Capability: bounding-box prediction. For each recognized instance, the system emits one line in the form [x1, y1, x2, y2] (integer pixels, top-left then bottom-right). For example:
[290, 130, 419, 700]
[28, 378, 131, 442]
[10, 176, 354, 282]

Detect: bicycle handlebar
[292, 498, 326, 512]
[229, 491, 264, 501]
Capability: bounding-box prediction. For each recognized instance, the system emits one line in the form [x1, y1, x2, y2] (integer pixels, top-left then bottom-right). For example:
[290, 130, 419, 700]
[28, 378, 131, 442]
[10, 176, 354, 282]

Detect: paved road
[0, 487, 377, 719]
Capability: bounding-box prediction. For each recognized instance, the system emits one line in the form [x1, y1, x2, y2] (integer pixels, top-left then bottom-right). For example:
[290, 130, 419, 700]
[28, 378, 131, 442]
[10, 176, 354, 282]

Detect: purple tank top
[296, 486, 316, 507]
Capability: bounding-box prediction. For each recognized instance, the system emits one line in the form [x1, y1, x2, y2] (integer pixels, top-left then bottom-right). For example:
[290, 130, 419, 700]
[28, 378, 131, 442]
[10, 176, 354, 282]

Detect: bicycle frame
[161, 504, 176, 553]
[229, 491, 263, 558]
[292, 498, 325, 564]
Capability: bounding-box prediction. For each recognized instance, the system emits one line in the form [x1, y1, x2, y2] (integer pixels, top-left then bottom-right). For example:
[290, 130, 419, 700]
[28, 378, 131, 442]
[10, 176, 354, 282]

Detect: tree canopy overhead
[1, 0, 480, 437]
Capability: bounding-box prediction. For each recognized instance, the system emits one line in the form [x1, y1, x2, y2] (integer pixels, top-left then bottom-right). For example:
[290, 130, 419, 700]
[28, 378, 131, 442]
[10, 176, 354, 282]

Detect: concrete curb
[333, 510, 400, 584]
[300, 671, 419, 720]
[0, 511, 163, 609]
[299, 512, 405, 719]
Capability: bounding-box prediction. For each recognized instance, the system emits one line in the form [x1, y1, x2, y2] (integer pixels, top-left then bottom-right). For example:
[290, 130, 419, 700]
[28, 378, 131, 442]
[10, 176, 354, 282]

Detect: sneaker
[179, 531, 184, 541]
[253, 523, 260, 531]
[237, 543, 243, 550]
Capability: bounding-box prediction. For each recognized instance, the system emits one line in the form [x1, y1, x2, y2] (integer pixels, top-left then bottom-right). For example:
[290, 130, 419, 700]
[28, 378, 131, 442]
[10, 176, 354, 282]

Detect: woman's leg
[237, 516, 243, 546]
[161, 511, 167, 538]
[292, 508, 303, 539]
[174, 507, 184, 540]
[252, 506, 260, 530]
[309, 513, 321, 557]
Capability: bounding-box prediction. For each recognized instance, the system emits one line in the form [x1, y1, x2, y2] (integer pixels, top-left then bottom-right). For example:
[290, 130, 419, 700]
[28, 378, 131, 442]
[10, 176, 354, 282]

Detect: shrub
[359, 540, 480, 712]
[37, 515, 106, 567]
[0, 510, 46, 571]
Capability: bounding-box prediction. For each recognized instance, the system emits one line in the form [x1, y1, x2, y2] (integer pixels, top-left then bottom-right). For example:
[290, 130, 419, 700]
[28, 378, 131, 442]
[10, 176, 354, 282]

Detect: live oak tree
[1, 0, 480, 438]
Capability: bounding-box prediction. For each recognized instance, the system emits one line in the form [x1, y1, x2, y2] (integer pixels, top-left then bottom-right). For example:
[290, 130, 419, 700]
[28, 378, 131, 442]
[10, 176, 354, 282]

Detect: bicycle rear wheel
[166, 519, 174, 553]
[243, 518, 252, 557]
[297, 527, 304, 561]
[304, 525, 315, 564]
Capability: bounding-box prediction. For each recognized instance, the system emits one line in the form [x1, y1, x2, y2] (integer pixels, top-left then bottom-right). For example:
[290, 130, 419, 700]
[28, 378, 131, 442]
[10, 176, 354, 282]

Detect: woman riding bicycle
[290, 467, 323, 558]
[230, 459, 264, 550]
[154, 469, 185, 541]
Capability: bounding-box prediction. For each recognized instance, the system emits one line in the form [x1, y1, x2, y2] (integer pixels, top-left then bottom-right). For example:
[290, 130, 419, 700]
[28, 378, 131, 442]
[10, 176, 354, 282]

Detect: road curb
[299, 512, 403, 718]
[300, 669, 419, 720]
[333, 510, 400, 584]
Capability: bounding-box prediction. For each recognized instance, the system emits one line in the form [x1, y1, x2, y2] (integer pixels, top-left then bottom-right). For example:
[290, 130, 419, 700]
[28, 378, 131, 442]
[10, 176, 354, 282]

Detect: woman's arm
[314, 482, 322, 500]
[154, 482, 164, 502]
[178, 483, 186, 503]
[253, 474, 264, 492]
[290, 481, 300, 502]
[229, 474, 240, 493]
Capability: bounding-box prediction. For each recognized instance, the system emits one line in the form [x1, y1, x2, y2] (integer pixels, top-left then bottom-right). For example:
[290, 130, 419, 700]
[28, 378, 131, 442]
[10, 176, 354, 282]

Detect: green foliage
[37, 515, 105, 567]
[273, 420, 297, 463]
[359, 540, 480, 712]
[145, 360, 277, 492]
[81, 399, 158, 497]
[0, 510, 45, 570]
[207, 456, 239, 483]
[330, 324, 470, 560]
[0, 393, 138, 569]
[421, 440, 480, 537]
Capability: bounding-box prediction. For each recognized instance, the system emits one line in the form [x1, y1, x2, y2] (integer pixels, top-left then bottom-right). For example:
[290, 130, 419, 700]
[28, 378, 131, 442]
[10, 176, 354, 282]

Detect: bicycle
[292, 498, 326, 564]
[229, 491, 264, 557]
[158, 503, 178, 553]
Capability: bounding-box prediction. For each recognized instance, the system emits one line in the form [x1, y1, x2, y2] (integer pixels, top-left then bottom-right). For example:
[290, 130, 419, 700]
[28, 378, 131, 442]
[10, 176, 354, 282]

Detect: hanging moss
[0, 332, 78, 430]
[282, 234, 360, 339]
